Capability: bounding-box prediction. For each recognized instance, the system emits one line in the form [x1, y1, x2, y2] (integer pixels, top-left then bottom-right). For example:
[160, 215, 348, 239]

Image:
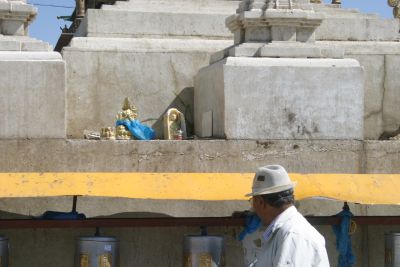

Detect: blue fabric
[116, 119, 156, 140]
[332, 209, 356, 267]
[39, 211, 86, 220]
[238, 213, 262, 241]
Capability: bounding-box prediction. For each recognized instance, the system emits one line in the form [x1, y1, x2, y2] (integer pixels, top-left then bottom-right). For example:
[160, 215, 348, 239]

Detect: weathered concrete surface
[195, 57, 364, 139]
[313, 4, 399, 41]
[333, 41, 400, 139]
[0, 52, 66, 138]
[63, 38, 232, 139]
[0, 139, 363, 173]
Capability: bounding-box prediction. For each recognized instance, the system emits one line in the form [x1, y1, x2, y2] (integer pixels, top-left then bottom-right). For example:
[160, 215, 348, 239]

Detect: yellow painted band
[0, 173, 398, 205]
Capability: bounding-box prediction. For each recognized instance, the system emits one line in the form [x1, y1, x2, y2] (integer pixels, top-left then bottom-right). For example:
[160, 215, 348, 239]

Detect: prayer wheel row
[0, 234, 225, 267]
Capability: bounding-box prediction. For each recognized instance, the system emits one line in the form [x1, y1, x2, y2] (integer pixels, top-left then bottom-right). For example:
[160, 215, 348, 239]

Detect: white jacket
[252, 206, 330, 267]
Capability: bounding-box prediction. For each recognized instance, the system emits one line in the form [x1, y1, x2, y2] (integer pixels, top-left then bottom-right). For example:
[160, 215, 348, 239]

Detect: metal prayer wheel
[0, 236, 9, 267]
[385, 233, 400, 267]
[75, 236, 119, 267]
[183, 235, 225, 267]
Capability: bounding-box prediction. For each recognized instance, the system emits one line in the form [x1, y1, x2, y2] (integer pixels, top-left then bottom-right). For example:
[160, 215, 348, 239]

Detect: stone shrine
[194, 0, 364, 139]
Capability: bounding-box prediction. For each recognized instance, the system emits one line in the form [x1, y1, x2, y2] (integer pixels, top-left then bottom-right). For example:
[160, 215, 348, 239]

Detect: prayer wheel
[183, 235, 225, 267]
[385, 232, 400, 267]
[0, 236, 8, 267]
[75, 236, 119, 267]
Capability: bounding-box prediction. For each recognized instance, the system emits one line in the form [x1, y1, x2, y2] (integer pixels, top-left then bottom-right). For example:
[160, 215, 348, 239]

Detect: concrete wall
[63, 41, 400, 140]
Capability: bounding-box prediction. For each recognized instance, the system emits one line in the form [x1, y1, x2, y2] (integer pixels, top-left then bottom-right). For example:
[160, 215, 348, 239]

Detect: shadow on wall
[146, 87, 194, 139]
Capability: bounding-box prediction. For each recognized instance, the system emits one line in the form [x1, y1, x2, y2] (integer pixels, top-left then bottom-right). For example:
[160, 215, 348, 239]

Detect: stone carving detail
[388, 0, 400, 18]
[219, 0, 346, 59]
[163, 108, 187, 140]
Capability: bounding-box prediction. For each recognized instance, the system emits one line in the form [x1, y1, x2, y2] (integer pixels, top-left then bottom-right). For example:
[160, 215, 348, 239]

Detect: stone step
[76, 8, 234, 39]
[0, 36, 51, 51]
[102, 0, 239, 14]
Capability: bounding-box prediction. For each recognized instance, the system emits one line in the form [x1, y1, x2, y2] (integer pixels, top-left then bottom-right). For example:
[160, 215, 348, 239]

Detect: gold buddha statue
[115, 97, 137, 140]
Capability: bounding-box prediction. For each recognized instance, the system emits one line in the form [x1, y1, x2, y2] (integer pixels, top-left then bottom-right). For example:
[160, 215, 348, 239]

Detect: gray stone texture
[74, 0, 239, 39]
[0, 53, 66, 138]
[195, 57, 364, 139]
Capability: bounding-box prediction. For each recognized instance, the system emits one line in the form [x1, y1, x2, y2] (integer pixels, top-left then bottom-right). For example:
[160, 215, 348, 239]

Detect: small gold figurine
[115, 97, 137, 140]
[100, 127, 115, 140]
[117, 97, 137, 121]
[116, 125, 131, 140]
[163, 108, 187, 140]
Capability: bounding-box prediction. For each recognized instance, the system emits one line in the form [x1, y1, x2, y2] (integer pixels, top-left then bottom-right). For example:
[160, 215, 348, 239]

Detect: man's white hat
[245, 165, 296, 197]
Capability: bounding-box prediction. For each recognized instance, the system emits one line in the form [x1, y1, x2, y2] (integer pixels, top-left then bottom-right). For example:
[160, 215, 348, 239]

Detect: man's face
[251, 195, 276, 225]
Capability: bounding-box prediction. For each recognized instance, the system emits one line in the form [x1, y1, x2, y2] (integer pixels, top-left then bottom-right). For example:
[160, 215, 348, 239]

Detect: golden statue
[163, 108, 187, 140]
[115, 97, 137, 140]
[100, 127, 115, 140]
[110, 97, 156, 140]
[116, 97, 137, 121]
[116, 125, 131, 140]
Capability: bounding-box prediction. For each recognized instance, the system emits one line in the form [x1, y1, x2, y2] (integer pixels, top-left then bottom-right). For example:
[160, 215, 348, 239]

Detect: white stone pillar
[0, 0, 36, 36]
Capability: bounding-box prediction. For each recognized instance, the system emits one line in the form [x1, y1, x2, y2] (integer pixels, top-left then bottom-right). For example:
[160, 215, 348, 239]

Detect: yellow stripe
[0, 173, 398, 204]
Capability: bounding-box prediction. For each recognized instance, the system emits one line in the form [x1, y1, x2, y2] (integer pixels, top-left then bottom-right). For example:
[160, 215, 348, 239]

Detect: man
[246, 165, 329, 266]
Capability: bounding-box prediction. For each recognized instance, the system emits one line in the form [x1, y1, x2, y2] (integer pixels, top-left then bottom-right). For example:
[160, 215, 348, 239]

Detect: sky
[26, 0, 394, 48]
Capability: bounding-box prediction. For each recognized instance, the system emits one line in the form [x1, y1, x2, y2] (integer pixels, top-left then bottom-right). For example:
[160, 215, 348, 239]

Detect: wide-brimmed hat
[245, 165, 296, 197]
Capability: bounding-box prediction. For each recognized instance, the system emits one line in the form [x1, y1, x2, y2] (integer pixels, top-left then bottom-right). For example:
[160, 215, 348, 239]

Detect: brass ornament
[99, 253, 112, 267]
[199, 253, 212, 267]
[79, 254, 89, 267]
[184, 254, 192, 267]
[115, 125, 131, 140]
[115, 97, 138, 140]
[100, 127, 115, 140]
[385, 248, 393, 265]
